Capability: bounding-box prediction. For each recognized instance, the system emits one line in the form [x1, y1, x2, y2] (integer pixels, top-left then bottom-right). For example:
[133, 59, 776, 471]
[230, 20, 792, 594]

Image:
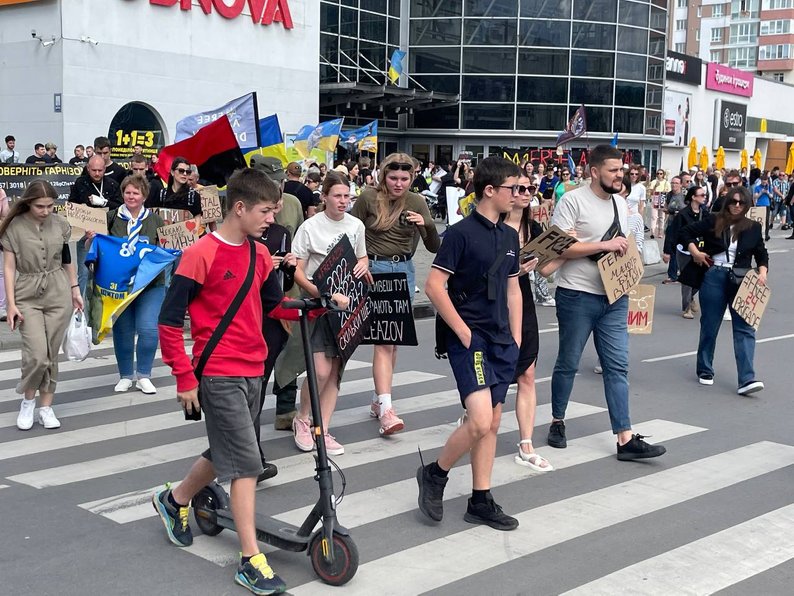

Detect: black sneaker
[463, 496, 519, 531]
[617, 434, 666, 461]
[738, 380, 764, 395]
[698, 374, 714, 386]
[152, 485, 193, 547]
[235, 553, 286, 595]
[257, 460, 278, 483]
[416, 464, 447, 522]
[547, 420, 567, 448]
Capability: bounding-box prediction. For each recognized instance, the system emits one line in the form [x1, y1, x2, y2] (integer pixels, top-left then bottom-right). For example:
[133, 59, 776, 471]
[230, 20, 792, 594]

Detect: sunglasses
[630, 172, 639, 176]
[694, 192, 706, 197]
[385, 162, 413, 172]
[728, 199, 747, 206]
[518, 185, 536, 194]
[562, 172, 571, 176]
[174, 167, 191, 175]
[657, 172, 664, 176]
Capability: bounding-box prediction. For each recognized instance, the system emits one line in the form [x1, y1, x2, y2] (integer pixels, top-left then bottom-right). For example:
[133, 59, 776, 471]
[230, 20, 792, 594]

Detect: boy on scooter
[153, 168, 348, 595]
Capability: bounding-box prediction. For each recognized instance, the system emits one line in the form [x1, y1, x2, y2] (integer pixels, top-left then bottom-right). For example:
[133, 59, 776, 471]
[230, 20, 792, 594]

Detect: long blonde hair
[372, 152, 414, 231]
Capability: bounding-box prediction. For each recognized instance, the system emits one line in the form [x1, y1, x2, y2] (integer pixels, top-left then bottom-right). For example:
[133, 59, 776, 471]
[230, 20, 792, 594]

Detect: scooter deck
[215, 509, 311, 553]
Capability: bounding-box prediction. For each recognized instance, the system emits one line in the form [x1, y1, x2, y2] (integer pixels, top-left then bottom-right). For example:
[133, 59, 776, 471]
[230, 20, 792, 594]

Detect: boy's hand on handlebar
[330, 293, 350, 310]
[178, 388, 200, 414]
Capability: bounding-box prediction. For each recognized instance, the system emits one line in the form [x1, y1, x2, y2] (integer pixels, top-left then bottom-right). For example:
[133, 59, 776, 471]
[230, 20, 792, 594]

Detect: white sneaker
[38, 406, 61, 429]
[17, 399, 35, 430]
[137, 377, 157, 394]
[539, 298, 556, 307]
[594, 365, 603, 374]
[114, 378, 134, 392]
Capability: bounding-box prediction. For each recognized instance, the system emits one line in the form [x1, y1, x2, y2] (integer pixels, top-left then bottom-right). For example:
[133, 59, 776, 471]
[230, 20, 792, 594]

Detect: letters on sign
[627, 284, 655, 335]
[149, 0, 294, 29]
[65, 202, 109, 242]
[731, 270, 771, 331]
[519, 225, 577, 270]
[361, 273, 418, 346]
[157, 220, 200, 250]
[198, 185, 223, 222]
[598, 234, 644, 304]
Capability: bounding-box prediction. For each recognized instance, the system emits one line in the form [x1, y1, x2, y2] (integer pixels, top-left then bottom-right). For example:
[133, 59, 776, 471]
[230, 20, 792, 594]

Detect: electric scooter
[190, 295, 359, 586]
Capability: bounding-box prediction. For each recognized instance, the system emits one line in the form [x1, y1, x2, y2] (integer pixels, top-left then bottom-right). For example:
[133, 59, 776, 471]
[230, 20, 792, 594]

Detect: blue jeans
[552, 287, 631, 434]
[369, 258, 416, 304]
[696, 267, 757, 386]
[112, 285, 166, 378]
[76, 236, 89, 297]
[667, 250, 678, 281]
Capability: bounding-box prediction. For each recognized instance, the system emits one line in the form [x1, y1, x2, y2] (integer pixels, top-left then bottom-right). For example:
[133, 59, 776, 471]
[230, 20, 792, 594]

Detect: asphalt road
[0, 229, 792, 595]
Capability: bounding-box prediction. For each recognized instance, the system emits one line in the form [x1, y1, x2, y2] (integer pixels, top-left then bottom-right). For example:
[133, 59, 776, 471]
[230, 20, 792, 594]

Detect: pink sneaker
[293, 417, 314, 452]
[323, 433, 345, 456]
[378, 408, 404, 436]
[369, 401, 380, 418]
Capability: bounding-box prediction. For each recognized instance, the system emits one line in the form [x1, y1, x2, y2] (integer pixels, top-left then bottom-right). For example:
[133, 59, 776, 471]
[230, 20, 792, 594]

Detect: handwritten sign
[731, 270, 771, 330]
[199, 185, 223, 222]
[627, 284, 656, 334]
[531, 201, 552, 230]
[520, 224, 577, 269]
[361, 273, 418, 346]
[746, 206, 766, 228]
[157, 220, 199, 250]
[598, 234, 644, 304]
[313, 235, 371, 361]
[65, 202, 109, 241]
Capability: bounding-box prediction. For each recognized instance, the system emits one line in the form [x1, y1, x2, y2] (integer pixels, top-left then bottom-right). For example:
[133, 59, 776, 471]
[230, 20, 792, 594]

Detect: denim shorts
[200, 376, 264, 482]
[447, 331, 519, 408]
[369, 258, 416, 304]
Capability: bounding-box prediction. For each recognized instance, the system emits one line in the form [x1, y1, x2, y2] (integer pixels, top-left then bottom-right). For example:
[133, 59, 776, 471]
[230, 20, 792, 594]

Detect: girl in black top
[666, 185, 708, 318]
[145, 157, 203, 223]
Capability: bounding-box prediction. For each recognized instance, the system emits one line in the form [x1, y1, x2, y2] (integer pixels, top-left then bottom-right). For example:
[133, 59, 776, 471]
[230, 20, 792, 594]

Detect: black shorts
[447, 332, 519, 408]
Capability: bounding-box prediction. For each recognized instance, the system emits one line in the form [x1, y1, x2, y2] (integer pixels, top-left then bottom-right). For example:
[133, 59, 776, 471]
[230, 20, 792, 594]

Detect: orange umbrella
[687, 137, 698, 170]
[715, 146, 726, 170]
[740, 148, 749, 170]
[699, 147, 709, 171]
[785, 144, 794, 174]
[752, 147, 763, 170]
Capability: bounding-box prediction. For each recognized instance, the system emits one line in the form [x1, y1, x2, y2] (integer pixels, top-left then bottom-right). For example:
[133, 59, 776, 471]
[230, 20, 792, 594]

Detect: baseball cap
[250, 155, 286, 182]
[286, 161, 302, 177]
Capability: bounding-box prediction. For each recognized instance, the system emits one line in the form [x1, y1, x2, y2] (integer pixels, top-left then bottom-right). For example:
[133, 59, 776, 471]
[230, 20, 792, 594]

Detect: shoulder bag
[588, 195, 625, 262]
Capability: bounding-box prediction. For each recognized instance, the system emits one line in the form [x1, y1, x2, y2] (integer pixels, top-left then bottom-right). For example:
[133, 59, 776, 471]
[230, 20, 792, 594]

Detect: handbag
[186, 239, 257, 420]
[588, 196, 625, 262]
[721, 229, 752, 286]
[62, 310, 92, 362]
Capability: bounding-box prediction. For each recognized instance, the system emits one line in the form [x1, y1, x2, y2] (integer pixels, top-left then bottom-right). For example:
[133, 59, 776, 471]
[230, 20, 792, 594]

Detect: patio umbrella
[715, 146, 726, 170]
[699, 147, 709, 171]
[687, 137, 698, 170]
[785, 144, 794, 174]
[752, 147, 763, 170]
[740, 148, 749, 170]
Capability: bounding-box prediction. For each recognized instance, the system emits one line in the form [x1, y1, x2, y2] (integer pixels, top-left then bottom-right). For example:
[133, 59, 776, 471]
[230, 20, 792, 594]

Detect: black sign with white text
[666, 51, 702, 85]
[361, 273, 418, 346]
[716, 99, 747, 150]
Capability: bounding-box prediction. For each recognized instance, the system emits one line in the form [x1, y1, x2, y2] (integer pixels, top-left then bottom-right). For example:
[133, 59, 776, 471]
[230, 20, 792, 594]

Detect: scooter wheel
[192, 486, 224, 536]
[309, 532, 359, 586]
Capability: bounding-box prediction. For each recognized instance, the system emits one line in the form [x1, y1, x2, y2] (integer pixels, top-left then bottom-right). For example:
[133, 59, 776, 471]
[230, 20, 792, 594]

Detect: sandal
[515, 439, 554, 472]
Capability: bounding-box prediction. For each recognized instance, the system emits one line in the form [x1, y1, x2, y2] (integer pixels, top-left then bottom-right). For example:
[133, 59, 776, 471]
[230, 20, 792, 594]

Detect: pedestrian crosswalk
[1, 346, 792, 594]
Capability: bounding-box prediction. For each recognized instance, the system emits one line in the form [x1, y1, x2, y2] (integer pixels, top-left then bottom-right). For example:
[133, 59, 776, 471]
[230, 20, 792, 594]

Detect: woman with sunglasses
[146, 157, 203, 227]
[554, 169, 573, 204]
[666, 186, 708, 319]
[679, 186, 768, 395]
[351, 153, 440, 436]
[693, 169, 713, 206]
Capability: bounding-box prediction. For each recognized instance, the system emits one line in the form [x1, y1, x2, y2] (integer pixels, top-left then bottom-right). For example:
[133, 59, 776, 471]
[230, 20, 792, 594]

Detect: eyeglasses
[496, 185, 521, 196]
[629, 172, 639, 176]
[728, 199, 747, 206]
[384, 162, 413, 172]
[174, 168, 191, 175]
[657, 172, 665, 176]
[726, 181, 740, 187]
[562, 172, 571, 177]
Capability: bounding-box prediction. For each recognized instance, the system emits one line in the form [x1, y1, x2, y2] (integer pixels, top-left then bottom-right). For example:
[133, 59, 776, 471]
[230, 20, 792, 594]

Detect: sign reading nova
[150, 0, 293, 29]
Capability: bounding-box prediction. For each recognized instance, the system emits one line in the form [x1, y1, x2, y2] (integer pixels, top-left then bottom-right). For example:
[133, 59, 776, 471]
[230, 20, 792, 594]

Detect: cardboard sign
[361, 273, 418, 346]
[520, 224, 577, 269]
[731, 270, 771, 330]
[313, 235, 371, 361]
[747, 206, 766, 227]
[531, 201, 553, 231]
[598, 234, 644, 304]
[157, 220, 200, 250]
[627, 284, 656, 334]
[64, 202, 109, 242]
[199, 185, 223, 222]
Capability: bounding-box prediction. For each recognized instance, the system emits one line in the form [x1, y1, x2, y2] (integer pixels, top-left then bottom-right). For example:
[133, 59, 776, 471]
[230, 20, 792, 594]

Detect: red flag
[155, 117, 245, 186]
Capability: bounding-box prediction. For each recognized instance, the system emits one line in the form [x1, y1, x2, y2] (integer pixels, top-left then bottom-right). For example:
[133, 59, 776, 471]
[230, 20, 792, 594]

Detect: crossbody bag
[588, 195, 625, 262]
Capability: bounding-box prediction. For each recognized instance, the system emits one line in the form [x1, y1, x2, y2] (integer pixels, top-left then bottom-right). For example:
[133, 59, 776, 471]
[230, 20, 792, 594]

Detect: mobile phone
[521, 252, 537, 263]
[184, 404, 202, 421]
[274, 250, 288, 258]
[10, 314, 22, 331]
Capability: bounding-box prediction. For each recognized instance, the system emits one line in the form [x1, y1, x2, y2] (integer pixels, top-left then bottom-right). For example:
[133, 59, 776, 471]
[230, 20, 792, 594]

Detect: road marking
[7, 371, 445, 488]
[0, 349, 154, 383]
[289, 441, 794, 595]
[561, 504, 794, 596]
[642, 333, 794, 362]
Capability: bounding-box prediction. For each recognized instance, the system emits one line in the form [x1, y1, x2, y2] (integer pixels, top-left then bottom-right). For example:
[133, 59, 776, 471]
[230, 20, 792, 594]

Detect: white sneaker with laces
[114, 378, 134, 392]
[137, 377, 157, 394]
[38, 406, 61, 429]
[17, 399, 35, 430]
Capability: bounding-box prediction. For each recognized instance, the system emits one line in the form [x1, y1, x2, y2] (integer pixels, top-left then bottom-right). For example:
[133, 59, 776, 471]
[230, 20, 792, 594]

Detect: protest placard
[361, 273, 417, 346]
[627, 284, 656, 334]
[0, 163, 83, 206]
[64, 202, 109, 242]
[313, 235, 371, 361]
[746, 206, 766, 227]
[531, 201, 553, 231]
[519, 224, 577, 269]
[157, 220, 200, 250]
[199, 185, 223, 222]
[731, 270, 771, 331]
[598, 234, 644, 304]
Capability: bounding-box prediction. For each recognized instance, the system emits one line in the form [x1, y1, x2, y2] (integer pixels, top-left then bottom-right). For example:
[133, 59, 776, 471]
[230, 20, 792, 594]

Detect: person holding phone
[1, 180, 83, 430]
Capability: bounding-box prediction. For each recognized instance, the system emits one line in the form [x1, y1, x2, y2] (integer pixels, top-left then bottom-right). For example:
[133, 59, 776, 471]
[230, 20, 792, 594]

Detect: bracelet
[71, 284, 79, 289]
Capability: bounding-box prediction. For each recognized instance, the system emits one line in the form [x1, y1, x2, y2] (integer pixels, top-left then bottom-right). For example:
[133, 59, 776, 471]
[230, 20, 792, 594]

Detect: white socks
[375, 393, 392, 412]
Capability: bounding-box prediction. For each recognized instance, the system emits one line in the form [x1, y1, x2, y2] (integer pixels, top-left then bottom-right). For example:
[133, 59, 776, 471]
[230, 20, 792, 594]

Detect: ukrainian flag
[293, 118, 344, 159]
[342, 121, 378, 153]
[388, 50, 406, 85]
[244, 114, 288, 165]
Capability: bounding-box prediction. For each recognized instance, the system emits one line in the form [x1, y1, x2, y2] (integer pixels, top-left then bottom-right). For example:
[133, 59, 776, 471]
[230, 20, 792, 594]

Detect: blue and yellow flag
[341, 121, 378, 153]
[244, 114, 288, 165]
[388, 50, 406, 85]
[293, 118, 344, 159]
[85, 234, 180, 342]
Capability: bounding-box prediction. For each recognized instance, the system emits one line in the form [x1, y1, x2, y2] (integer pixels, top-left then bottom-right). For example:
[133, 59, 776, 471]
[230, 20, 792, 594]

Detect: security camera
[31, 29, 37, 38]
[80, 35, 99, 46]
[41, 39, 55, 48]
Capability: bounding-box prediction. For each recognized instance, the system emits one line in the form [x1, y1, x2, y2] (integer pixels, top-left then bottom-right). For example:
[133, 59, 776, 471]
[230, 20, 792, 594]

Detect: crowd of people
[0, 132, 774, 594]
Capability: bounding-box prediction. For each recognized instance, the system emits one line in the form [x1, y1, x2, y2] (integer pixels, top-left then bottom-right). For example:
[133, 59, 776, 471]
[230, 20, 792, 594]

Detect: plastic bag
[62, 310, 92, 362]
[642, 239, 661, 265]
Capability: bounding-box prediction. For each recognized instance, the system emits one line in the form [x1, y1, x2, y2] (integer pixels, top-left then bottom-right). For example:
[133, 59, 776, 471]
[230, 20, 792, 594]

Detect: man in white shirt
[0, 135, 19, 163]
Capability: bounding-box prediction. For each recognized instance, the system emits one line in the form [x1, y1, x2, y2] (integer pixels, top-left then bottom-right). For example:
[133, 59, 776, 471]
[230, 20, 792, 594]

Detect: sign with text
[706, 62, 753, 97]
[199, 185, 223, 222]
[715, 99, 747, 150]
[627, 284, 656, 335]
[361, 273, 418, 346]
[313, 235, 371, 361]
[157, 220, 200, 250]
[732, 270, 771, 331]
[0, 163, 82, 207]
[747, 206, 766, 227]
[531, 201, 553, 230]
[520, 225, 577, 270]
[598, 234, 644, 304]
[666, 51, 702, 86]
[65, 202, 109, 242]
[149, 0, 294, 29]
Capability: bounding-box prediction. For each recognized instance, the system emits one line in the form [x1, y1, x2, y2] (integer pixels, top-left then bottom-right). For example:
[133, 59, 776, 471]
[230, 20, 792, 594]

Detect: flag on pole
[341, 121, 378, 153]
[388, 50, 406, 85]
[610, 132, 619, 148]
[174, 92, 260, 151]
[293, 118, 344, 159]
[567, 152, 576, 174]
[244, 114, 288, 166]
[555, 105, 587, 147]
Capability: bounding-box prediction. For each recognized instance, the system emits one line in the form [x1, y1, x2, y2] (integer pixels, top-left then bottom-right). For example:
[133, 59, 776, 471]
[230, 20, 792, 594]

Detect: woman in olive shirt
[351, 152, 440, 436]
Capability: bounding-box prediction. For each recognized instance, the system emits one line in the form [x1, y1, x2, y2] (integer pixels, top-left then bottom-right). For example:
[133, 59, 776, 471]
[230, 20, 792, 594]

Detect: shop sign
[665, 51, 702, 86]
[715, 99, 747, 150]
[149, 0, 293, 29]
[706, 63, 753, 97]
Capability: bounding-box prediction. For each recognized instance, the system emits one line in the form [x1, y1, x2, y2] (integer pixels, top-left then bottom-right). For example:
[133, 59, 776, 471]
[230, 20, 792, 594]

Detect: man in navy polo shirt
[418, 157, 523, 531]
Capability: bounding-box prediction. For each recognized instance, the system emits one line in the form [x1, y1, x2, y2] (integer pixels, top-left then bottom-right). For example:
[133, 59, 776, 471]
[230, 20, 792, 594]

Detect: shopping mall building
[2, 0, 793, 172]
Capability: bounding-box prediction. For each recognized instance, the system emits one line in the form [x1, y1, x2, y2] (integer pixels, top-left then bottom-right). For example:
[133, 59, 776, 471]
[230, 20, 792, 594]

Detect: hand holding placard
[598, 234, 644, 304]
[519, 225, 578, 270]
[157, 220, 200, 250]
[731, 270, 771, 330]
[198, 185, 223, 222]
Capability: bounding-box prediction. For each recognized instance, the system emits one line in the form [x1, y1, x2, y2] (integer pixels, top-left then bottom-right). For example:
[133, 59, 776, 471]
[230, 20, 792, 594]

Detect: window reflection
[518, 77, 567, 102]
[463, 48, 517, 73]
[615, 81, 645, 107]
[570, 78, 614, 105]
[573, 0, 617, 22]
[520, 19, 572, 47]
[410, 18, 462, 45]
[411, 48, 461, 73]
[410, 0, 462, 17]
[617, 26, 648, 54]
[462, 104, 514, 130]
[619, 0, 649, 28]
[464, 0, 518, 17]
[614, 109, 644, 134]
[412, 105, 460, 128]
[516, 105, 567, 130]
[463, 76, 516, 101]
[464, 19, 518, 45]
[518, 49, 569, 75]
[571, 51, 615, 77]
[582, 106, 612, 132]
[520, 0, 572, 19]
[572, 23, 617, 50]
[616, 53, 646, 81]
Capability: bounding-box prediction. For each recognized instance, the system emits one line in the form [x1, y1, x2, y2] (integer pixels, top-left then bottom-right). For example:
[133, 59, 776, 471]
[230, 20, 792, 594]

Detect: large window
[760, 44, 793, 59]
[731, 0, 760, 19]
[520, 19, 572, 46]
[461, 104, 514, 129]
[620, 1, 649, 28]
[464, 19, 518, 45]
[761, 20, 793, 35]
[618, 26, 648, 54]
[517, 77, 568, 102]
[410, 19, 462, 45]
[614, 81, 645, 107]
[518, 48, 569, 74]
[571, 51, 615, 77]
[730, 22, 759, 44]
[729, 46, 757, 68]
[520, 0, 572, 19]
[762, 0, 794, 9]
[616, 53, 647, 81]
[410, 0, 462, 17]
[410, 48, 461, 73]
[463, 48, 516, 73]
[464, 0, 518, 17]
[462, 76, 515, 101]
[570, 78, 614, 105]
[572, 23, 616, 50]
[516, 105, 567, 130]
[711, 28, 723, 42]
[573, 0, 617, 22]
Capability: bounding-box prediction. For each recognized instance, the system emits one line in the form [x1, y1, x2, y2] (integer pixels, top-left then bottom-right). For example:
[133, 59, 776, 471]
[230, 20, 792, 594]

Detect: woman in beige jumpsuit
[0, 180, 83, 430]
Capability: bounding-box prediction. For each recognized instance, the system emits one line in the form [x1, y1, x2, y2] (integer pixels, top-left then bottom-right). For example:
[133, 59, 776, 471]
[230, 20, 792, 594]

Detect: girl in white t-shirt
[291, 171, 369, 456]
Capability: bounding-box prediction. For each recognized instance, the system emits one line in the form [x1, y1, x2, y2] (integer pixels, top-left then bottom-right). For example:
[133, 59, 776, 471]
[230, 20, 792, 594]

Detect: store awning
[320, 82, 459, 112]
